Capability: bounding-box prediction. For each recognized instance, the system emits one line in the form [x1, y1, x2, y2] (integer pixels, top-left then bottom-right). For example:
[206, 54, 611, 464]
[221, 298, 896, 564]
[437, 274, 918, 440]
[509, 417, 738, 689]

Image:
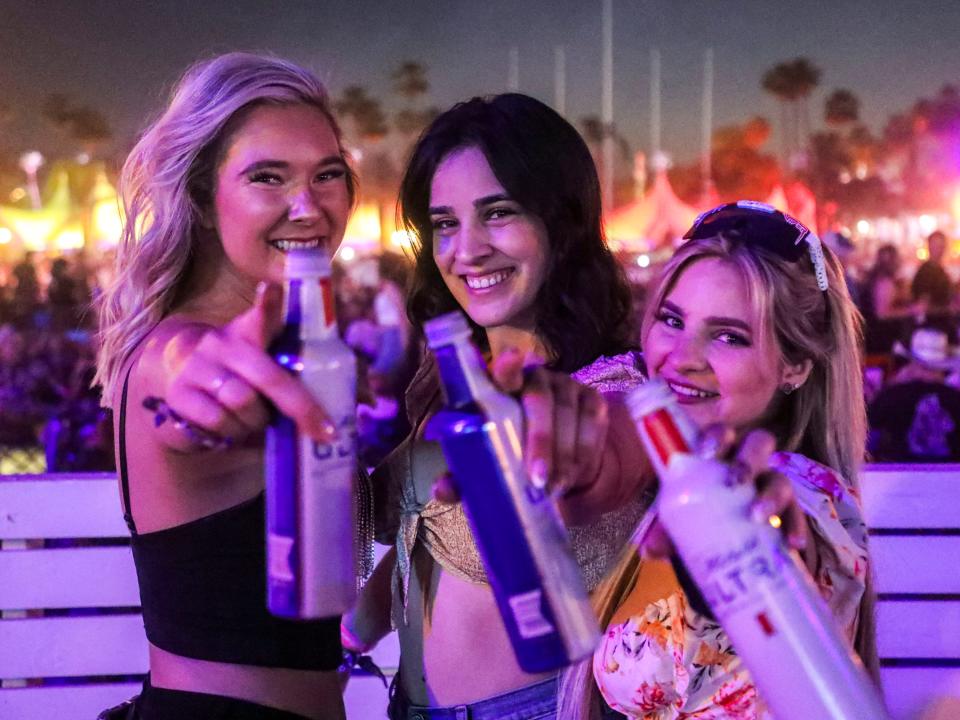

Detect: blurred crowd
[4, 230, 960, 475]
[0, 252, 113, 472]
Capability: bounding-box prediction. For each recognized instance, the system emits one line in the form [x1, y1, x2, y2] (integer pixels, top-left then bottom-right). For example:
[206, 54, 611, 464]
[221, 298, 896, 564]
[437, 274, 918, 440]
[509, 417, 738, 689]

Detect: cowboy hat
[893, 327, 960, 371]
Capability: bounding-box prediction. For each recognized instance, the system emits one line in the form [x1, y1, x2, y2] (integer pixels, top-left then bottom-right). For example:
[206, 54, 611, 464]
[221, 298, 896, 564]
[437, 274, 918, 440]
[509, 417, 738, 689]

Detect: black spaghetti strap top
[118, 371, 341, 670]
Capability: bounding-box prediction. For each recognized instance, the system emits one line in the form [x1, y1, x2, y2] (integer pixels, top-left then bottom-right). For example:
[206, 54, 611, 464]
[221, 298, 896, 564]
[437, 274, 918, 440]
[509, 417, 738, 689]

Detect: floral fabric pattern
[594, 452, 869, 719]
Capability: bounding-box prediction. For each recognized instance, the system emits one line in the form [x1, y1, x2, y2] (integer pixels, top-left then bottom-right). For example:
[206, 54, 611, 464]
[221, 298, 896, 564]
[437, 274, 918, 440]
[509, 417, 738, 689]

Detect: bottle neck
[283, 276, 337, 341]
[433, 339, 494, 409]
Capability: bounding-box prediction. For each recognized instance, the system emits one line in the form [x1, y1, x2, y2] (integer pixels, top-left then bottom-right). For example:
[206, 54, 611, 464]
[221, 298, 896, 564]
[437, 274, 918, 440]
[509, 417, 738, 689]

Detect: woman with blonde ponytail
[561, 202, 877, 719]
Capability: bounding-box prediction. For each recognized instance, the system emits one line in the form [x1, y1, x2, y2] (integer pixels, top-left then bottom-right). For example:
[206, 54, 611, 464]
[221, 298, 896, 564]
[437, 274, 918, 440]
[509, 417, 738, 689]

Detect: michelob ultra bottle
[423, 311, 599, 672]
[627, 379, 890, 720]
[266, 248, 357, 619]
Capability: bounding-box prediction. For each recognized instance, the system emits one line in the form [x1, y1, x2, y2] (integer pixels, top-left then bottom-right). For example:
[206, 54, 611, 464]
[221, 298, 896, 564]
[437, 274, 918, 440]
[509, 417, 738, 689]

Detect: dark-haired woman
[344, 94, 650, 720]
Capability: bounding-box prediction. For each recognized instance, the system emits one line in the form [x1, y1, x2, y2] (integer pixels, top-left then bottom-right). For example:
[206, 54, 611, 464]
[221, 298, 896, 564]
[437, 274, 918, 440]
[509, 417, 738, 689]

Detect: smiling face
[644, 257, 793, 431]
[210, 103, 351, 285]
[429, 146, 549, 335]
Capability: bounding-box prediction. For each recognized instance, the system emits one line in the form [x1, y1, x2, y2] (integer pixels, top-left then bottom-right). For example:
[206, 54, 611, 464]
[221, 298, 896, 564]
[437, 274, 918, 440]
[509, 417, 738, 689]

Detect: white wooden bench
[1, 467, 957, 719]
[863, 464, 960, 720]
[0, 473, 398, 720]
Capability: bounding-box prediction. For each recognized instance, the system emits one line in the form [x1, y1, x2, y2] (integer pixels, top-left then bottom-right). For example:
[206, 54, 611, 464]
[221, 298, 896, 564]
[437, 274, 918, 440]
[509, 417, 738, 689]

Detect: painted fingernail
[529, 458, 548, 489]
[698, 433, 721, 460]
[788, 533, 807, 551]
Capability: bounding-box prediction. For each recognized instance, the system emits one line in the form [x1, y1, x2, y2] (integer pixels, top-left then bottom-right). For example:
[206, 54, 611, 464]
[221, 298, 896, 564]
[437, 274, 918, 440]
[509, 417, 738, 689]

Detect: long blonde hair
[94, 52, 353, 404]
[559, 233, 877, 719]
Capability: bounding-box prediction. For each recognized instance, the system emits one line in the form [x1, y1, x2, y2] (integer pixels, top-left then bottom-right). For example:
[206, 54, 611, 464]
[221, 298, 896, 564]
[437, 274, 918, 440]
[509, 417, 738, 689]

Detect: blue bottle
[265, 249, 357, 619]
[424, 311, 599, 672]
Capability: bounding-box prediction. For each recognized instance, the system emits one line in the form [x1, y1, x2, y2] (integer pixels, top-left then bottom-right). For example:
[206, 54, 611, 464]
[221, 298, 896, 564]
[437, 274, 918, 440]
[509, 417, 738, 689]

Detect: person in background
[823, 230, 860, 308]
[48, 257, 81, 331]
[861, 243, 915, 354]
[346, 252, 419, 467]
[911, 230, 956, 337]
[560, 202, 877, 720]
[868, 326, 960, 463]
[12, 251, 40, 329]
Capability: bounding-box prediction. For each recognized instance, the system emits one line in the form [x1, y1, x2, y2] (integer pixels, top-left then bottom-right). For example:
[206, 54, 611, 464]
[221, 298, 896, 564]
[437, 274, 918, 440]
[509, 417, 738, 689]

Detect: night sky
[2, 0, 959, 163]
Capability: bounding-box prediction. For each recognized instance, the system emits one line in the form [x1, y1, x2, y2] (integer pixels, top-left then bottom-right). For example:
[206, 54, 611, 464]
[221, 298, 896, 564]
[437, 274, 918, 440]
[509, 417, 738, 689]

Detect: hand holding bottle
[637, 425, 809, 560]
[433, 347, 651, 525]
[154, 281, 337, 449]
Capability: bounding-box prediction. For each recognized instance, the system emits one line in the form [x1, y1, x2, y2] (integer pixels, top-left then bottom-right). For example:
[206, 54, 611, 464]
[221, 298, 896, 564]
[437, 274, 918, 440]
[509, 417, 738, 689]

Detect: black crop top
[118, 372, 341, 670]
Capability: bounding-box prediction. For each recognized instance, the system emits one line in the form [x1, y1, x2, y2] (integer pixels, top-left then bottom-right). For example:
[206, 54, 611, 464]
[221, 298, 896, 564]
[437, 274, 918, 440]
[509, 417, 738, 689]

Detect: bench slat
[877, 600, 960, 658]
[0, 615, 148, 679]
[862, 465, 960, 529]
[0, 546, 140, 610]
[872, 536, 960, 594]
[0, 681, 143, 720]
[0, 476, 128, 540]
[881, 667, 960, 720]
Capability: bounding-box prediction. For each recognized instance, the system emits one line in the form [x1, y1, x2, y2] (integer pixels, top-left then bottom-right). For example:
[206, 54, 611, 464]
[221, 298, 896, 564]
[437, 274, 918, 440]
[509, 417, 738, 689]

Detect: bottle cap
[424, 311, 472, 349]
[283, 248, 332, 278]
[625, 379, 675, 423]
[626, 379, 700, 469]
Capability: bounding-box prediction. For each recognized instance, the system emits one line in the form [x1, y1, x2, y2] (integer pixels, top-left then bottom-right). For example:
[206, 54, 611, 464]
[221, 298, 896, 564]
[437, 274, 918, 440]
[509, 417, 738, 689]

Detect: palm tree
[336, 86, 388, 140]
[391, 61, 429, 101]
[41, 93, 112, 156]
[825, 89, 860, 128]
[390, 61, 438, 136]
[761, 58, 821, 168]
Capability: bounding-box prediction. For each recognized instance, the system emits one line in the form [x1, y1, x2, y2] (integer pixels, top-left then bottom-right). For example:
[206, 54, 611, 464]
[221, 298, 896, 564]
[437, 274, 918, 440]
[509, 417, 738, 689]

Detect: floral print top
[593, 451, 870, 719]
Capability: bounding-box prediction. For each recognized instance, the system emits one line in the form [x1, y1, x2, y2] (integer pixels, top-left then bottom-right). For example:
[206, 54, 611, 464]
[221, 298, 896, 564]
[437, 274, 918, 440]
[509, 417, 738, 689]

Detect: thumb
[225, 282, 284, 348]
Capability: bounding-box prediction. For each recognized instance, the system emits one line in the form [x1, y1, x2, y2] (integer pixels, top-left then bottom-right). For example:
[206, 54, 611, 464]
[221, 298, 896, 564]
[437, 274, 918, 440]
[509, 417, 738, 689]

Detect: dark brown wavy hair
[399, 93, 634, 372]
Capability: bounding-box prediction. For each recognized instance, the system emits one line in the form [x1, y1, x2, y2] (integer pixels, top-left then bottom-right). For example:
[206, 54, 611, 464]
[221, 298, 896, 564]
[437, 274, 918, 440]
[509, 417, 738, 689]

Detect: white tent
[605, 169, 699, 252]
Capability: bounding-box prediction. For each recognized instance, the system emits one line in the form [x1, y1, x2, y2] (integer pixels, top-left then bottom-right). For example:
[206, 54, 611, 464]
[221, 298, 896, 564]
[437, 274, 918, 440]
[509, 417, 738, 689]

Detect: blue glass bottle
[424, 311, 598, 672]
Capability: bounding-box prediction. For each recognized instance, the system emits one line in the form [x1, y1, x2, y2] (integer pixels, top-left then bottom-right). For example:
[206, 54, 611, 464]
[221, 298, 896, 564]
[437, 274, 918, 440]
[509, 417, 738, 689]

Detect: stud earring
[780, 382, 800, 395]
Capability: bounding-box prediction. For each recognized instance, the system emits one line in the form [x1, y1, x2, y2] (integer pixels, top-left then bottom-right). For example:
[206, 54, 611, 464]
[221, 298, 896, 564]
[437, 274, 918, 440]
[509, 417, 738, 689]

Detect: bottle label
[508, 589, 555, 639]
[693, 530, 791, 620]
[311, 414, 357, 461]
[268, 533, 295, 582]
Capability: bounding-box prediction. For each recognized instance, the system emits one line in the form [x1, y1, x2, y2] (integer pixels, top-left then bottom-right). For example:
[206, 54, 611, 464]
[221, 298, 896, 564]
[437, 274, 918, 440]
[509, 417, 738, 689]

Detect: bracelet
[338, 649, 388, 687]
[142, 396, 233, 451]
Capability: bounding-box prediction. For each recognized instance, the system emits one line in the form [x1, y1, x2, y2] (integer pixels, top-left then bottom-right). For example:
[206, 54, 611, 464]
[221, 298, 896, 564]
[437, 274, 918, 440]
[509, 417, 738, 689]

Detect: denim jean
[388, 675, 559, 720]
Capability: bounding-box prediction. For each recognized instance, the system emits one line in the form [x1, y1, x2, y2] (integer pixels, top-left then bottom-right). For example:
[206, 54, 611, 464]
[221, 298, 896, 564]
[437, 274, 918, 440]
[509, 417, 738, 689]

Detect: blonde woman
[561, 202, 876, 720]
[94, 53, 362, 719]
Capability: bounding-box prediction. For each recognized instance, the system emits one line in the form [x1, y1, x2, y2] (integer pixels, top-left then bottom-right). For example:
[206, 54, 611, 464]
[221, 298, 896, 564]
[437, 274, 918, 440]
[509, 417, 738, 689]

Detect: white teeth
[270, 238, 322, 251]
[668, 381, 716, 399]
[464, 270, 512, 290]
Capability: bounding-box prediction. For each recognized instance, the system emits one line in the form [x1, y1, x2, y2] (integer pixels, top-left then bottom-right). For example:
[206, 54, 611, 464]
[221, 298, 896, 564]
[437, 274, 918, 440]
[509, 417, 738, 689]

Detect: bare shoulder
[133, 315, 218, 397]
[116, 315, 263, 532]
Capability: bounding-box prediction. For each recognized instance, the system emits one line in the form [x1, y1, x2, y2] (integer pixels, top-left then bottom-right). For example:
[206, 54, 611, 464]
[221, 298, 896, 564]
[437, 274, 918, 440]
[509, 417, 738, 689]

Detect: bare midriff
[398, 548, 554, 706]
[148, 644, 345, 720]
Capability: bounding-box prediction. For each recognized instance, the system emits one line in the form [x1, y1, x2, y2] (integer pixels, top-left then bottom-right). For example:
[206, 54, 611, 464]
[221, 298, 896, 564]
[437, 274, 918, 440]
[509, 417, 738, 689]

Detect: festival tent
[784, 180, 818, 232]
[764, 181, 818, 231]
[605, 168, 699, 252]
[765, 185, 790, 213]
[0, 171, 78, 252]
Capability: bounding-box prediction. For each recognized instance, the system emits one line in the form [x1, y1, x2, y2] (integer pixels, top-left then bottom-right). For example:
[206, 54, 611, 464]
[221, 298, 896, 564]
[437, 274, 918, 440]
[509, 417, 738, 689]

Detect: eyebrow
[238, 155, 347, 177]
[661, 300, 753, 331]
[429, 193, 513, 216]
